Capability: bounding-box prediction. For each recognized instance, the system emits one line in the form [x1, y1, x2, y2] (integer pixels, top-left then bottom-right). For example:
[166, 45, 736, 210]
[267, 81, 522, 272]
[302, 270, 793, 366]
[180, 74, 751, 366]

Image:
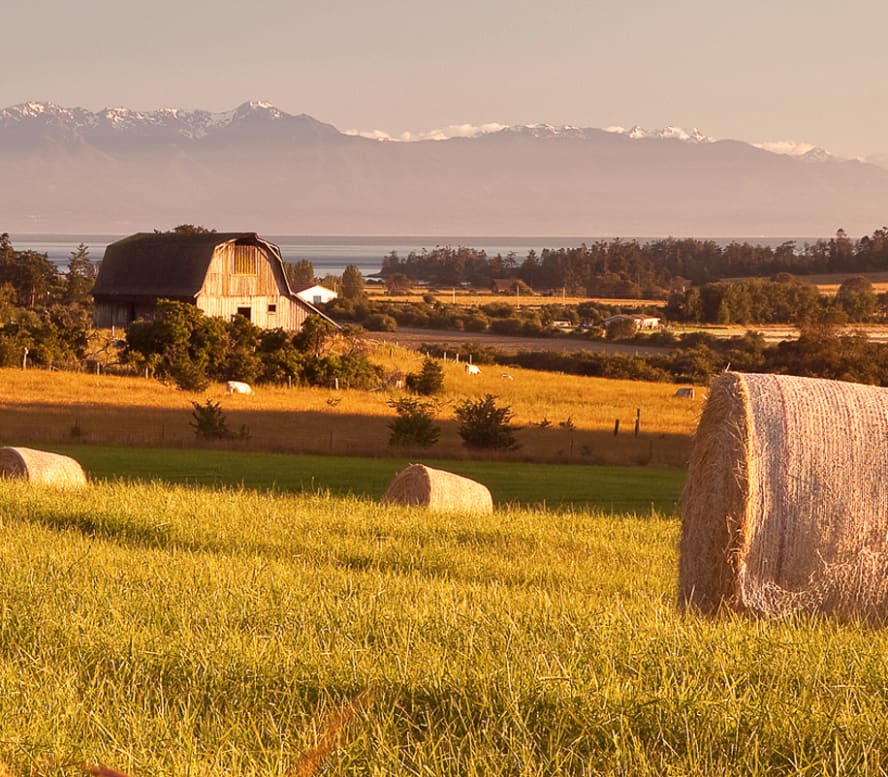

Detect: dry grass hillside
[0, 343, 700, 466]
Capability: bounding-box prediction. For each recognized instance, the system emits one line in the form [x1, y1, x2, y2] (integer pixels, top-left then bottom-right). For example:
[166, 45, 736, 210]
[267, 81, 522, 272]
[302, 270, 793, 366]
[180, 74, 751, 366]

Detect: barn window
[267, 303, 277, 313]
[232, 245, 257, 275]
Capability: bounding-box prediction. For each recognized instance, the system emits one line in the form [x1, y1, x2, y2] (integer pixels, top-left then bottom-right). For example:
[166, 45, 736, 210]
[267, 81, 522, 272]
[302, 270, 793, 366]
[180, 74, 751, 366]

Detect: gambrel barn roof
[92, 231, 338, 331]
[93, 232, 289, 299]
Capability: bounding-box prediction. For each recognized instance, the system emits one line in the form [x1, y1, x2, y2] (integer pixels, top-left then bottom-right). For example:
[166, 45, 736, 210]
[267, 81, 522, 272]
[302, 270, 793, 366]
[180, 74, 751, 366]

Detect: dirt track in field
[365, 328, 670, 356]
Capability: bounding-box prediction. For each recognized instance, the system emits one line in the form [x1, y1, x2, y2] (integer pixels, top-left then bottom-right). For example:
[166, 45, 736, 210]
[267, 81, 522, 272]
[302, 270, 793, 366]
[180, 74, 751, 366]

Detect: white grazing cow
[226, 380, 254, 395]
[500, 373, 513, 380]
[465, 364, 481, 375]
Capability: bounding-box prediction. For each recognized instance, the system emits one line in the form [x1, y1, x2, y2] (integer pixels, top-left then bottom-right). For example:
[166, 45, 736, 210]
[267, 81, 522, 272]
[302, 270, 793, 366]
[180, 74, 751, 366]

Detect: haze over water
[12, 234, 822, 277]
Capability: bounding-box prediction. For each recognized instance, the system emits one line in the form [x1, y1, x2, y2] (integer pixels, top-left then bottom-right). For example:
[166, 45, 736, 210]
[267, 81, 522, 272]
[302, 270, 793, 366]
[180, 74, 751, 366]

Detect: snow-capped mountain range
[0, 100, 840, 161]
[1, 100, 286, 138]
[1, 100, 886, 236]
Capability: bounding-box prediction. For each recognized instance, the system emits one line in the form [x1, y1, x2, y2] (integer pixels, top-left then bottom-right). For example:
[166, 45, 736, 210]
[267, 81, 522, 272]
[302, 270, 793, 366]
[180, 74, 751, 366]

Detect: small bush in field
[405, 358, 444, 395]
[387, 397, 440, 448]
[455, 394, 520, 450]
[191, 400, 234, 440]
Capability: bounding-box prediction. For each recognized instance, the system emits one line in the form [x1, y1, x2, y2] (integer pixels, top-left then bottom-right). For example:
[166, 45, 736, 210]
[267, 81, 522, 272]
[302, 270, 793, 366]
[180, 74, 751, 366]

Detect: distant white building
[294, 284, 338, 306]
[603, 313, 661, 331]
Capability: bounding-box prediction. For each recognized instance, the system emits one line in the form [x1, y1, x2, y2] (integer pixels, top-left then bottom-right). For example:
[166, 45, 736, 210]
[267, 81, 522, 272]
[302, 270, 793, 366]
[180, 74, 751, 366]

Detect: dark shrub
[405, 358, 445, 395]
[455, 394, 520, 450]
[387, 397, 440, 448]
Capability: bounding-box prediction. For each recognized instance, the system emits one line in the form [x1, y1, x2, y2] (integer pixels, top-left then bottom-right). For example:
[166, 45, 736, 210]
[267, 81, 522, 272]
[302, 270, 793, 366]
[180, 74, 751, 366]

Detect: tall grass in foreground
[2, 481, 888, 775]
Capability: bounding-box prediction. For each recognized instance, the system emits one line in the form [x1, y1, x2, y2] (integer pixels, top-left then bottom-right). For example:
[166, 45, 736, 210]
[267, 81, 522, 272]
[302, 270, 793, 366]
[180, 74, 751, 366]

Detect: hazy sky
[3, 0, 886, 158]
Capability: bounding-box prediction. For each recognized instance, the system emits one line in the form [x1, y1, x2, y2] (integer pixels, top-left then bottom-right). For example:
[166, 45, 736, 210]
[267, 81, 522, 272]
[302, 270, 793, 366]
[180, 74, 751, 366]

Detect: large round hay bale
[680, 372, 888, 620]
[0, 447, 87, 488]
[383, 464, 493, 513]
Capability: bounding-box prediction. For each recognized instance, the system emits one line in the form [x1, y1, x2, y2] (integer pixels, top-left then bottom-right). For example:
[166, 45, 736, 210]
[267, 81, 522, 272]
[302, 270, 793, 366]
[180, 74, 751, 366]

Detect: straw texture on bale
[0, 447, 87, 488]
[383, 464, 493, 513]
[680, 372, 888, 620]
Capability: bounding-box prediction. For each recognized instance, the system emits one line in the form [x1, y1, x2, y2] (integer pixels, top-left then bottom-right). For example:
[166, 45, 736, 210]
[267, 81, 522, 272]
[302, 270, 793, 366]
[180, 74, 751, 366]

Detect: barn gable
[92, 232, 329, 331]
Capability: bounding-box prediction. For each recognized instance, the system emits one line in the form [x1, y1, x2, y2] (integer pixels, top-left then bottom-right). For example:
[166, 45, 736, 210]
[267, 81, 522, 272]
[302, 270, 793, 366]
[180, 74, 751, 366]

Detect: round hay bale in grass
[383, 464, 493, 513]
[0, 447, 87, 488]
[680, 372, 888, 620]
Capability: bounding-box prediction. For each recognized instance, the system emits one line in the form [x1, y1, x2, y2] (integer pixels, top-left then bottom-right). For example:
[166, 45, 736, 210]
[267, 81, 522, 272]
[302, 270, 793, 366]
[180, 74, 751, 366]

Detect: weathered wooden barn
[92, 232, 327, 331]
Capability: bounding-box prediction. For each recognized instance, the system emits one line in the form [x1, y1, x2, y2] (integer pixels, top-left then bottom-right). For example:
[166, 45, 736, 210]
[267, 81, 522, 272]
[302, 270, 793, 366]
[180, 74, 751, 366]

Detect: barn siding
[196, 243, 309, 330]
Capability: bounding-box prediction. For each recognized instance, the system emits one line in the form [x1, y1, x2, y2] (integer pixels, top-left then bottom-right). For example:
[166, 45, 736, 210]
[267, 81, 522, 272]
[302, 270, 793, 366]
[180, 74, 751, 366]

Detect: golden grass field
[365, 287, 666, 308]
[672, 322, 888, 343]
[0, 342, 701, 466]
[368, 274, 888, 307]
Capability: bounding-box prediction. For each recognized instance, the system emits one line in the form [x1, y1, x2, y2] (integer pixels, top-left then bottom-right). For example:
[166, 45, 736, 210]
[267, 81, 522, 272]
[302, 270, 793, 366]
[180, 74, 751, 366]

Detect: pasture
[364, 286, 667, 308]
[2, 481, 888, 776]
[38, 444, 686, 514]
[0, 360, 700, 467]
[671, 322, 888, 344]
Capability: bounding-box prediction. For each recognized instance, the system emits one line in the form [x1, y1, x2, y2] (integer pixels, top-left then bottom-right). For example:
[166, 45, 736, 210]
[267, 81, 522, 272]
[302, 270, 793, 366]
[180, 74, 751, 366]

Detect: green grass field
[41, 444, 686, 514]
[3, 480, 888, 776]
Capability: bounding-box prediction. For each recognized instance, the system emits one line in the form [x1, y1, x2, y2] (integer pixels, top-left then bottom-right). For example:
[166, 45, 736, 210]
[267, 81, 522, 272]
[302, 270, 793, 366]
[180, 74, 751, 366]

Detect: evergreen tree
[285, 259, 316, 289]
[340, 264, 366, 300]
[64, 244, 96, 304]
[405, 358, 444, 395]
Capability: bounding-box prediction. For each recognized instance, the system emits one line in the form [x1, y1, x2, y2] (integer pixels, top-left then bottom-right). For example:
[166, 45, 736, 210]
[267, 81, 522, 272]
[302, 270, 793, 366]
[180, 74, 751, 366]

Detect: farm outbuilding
[294, 284, 338, 306]
[92, 232, 329, 331]
[602, 314, 661, 332]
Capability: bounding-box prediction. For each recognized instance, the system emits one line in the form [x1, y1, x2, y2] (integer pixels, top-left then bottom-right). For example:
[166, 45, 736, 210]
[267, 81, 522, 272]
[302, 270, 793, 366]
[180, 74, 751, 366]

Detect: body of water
[9, 234, 823, 277]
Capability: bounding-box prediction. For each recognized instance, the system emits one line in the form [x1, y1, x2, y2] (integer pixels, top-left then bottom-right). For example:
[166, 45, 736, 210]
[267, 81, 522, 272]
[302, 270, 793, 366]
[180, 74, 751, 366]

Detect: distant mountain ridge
[0, 101, 342, 149]
[2, 100, 886, 236]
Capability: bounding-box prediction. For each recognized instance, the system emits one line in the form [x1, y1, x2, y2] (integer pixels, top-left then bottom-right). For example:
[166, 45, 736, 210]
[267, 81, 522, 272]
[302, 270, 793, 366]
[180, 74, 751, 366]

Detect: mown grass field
[0, 359, 700, 467]
[40, 444, 685, 514]
[3, 481, 888, 776]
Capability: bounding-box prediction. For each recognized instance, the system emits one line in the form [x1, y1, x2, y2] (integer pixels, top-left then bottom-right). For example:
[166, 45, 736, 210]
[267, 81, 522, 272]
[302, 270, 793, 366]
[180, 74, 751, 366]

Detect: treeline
[326, 296, 647, 336]
[0, 234, 97, 368]
[328, 276, 885, 333]
[421, 325, 888, 387]
[379, 228, 888, 296]
[665, 275, 884, 324]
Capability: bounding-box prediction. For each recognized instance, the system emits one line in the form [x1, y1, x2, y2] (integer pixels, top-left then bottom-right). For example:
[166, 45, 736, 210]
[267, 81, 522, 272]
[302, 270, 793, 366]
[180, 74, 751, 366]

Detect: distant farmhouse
[294, 284, 338, 306]
[602, 313, 661, 331]
[92, 232, 329, 331]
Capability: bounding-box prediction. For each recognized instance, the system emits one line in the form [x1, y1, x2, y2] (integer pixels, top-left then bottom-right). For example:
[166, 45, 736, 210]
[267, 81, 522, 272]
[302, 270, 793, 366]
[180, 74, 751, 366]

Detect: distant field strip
[367, 289, 667, 308]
